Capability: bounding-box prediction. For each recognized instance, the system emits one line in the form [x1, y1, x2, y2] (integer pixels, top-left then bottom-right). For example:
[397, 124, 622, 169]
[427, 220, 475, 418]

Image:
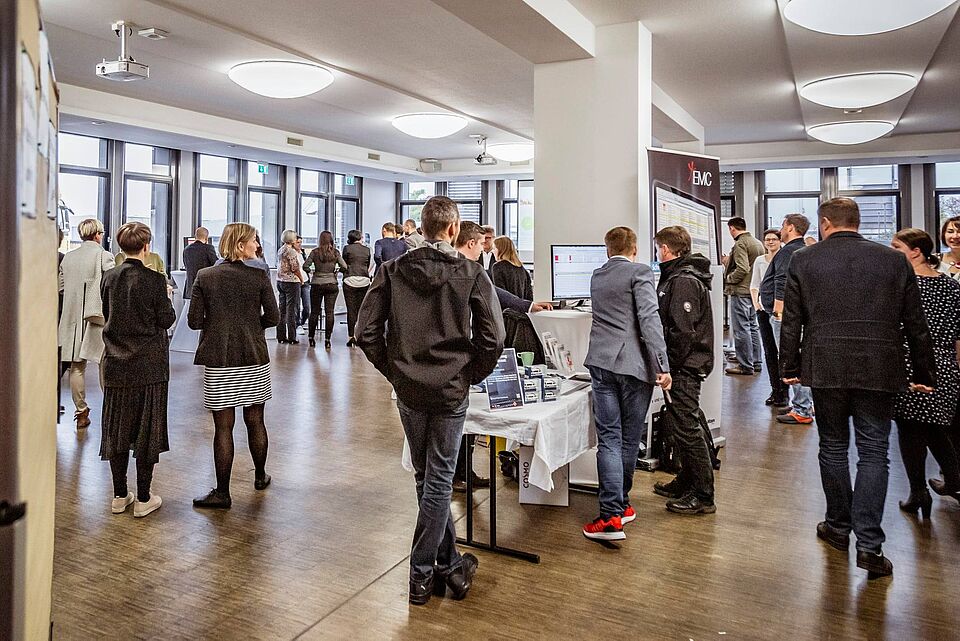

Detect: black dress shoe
[325, 340, 332, 349]
[409, 576, 433, 606]
[816, 521, 850, 551]
[856, 549, 893, 578]
[928, 478, 960, 504]
[193, 489, 232, 509]
[772, 396, 791, 408]
[899, 490, 933, 517]
[724, 365, 755, 376]
[308, 338, 316, 348]
[289, 339, 300, 345]
[254, 474, 271, 491]
[442, 553, 478, 600]
[764, 395, 776, 406]
[277, 339, 288, 344]
[653, 478, 686, 499]
[666, 492, 716, 515]
[453, 473, 491, 493]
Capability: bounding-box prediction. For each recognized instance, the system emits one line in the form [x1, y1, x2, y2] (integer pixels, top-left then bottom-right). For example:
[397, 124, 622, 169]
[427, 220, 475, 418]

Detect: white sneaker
[134, 494, 162, 518]
[111, 492, 134, 514]
[297, 325, 306, 335]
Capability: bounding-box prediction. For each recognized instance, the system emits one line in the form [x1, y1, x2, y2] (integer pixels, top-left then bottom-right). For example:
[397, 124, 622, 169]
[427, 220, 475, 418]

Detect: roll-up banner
[646, 148, 725, 446]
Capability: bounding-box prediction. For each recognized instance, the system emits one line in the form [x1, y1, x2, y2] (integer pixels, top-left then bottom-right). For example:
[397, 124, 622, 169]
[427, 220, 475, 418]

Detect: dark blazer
[585, 257, 669, 382]
[478, 251, 497, 275]
[779, 231, 936, 392]
[491, 261, 534, 302]
[182, 240, 218, 300]
[188, 261, 280, 367]
[342, 243, 372, 279]
[101, 259, 177, 387]
[759, 237, 804, 312]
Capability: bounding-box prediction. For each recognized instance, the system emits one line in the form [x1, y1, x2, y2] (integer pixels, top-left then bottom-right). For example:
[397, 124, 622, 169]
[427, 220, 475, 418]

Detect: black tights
[110, 452, 154, 503]
[212, 403, 269, 495]
[896, 418, 960, 495]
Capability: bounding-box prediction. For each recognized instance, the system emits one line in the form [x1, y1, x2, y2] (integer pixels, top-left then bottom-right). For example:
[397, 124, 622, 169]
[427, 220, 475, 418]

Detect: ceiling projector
[96, 21, 149, 82]
[471, 135, 498, 166]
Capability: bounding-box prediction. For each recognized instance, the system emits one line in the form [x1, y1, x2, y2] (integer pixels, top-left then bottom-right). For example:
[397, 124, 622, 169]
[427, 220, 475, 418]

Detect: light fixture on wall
[783, 0, 956, 35]
[799, 72, 918, 109]
[487, 142, 535, 162]
[228, 61, 334, 99]
[391, 113, 468, 139]
[806, 120, 895, 145]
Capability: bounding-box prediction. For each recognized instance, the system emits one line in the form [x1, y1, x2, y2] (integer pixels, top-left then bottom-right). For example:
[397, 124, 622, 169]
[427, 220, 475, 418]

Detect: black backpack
[650, 404, 721, 473]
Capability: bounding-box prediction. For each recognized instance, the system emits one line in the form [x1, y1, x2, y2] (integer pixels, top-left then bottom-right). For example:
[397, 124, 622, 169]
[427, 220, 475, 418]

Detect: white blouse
[750, 254, 771, 293]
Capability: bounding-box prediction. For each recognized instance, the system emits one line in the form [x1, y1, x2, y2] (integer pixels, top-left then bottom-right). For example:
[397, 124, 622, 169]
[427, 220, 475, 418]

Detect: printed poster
[486, 348, 524, 411]
[19, 49, 38, 218]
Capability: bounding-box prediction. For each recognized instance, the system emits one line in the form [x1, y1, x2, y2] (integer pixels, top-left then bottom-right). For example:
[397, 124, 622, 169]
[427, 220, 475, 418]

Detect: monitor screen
[551, 245, 608, 300]
[653, 182, 719, 263]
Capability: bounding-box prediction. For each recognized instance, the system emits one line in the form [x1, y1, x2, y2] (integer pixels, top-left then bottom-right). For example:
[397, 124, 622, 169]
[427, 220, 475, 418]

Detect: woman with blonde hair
[189, 223, 280, 509]
[100, 222, 175, 517]
[59, 218, 115, 429]
[276, 228, 304, 344]
[490, 236, 533, 301]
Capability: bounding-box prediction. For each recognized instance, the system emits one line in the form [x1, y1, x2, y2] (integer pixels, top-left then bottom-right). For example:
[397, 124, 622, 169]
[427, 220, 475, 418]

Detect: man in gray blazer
[581, 226, 671, 542]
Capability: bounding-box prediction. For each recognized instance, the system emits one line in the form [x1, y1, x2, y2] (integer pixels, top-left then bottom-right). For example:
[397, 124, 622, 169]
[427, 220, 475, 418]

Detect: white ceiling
[41, 0, 960, 165]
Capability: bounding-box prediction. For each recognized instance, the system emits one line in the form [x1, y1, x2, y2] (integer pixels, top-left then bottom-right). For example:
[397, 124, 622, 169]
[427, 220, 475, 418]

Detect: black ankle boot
[928, 478, 960, 504]
[899, 489, 932, 518]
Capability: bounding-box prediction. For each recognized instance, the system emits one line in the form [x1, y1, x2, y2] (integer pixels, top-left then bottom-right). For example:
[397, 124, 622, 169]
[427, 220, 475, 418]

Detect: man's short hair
[654, 226, 691, 257]
[481, 225, 495, 236]
[392, 223, 404, 236]
[195, 226, 209, 241]
[818, 197, 860, 229]
[381, 222, 394, 232]
[727, 217, 747, 231]
[403, 219, 417, 229]
[604, 226, 637, 256]
[347, 229, 363, 244]
[116, 222, 152, 254]
[783, 213, 811, 236]
[421, 196, 460, 239]
[78, 218, 104, 241]
[455, 220, 484, 248]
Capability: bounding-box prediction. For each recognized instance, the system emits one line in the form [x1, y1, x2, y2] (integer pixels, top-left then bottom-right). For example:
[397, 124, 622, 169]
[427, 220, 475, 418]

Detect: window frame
[930, 162, 960, 246]
[120, 143, 177, 271]
[760, 169, 824, 237]
[194, 153, 240, 236]
[333, 173, 362, 247]
[297, 169, 330, 247]
[246, 163, 284, 266]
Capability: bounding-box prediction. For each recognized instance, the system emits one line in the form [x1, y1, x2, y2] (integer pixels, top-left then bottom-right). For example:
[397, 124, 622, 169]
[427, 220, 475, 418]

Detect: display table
[529, 309, 593, 373]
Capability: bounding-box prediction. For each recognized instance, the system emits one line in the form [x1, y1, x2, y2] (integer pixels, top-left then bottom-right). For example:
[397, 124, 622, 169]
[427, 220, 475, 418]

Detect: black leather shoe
[325, 340, 332, 350]
[254, 474, 271, 491]
[724, 365, 755, 376]
[308, 338, 316, 348]
[856, 549, 893, 578]
[899, 490, 933, 517]
[666, 492, 716, 515]
[753, 364, 763, 374]
[772, 396, 790, 408]
[289, 340, 300, 345]
[443, 553, 478, 600]
[409, 576, 433, 605]
[653, 478, 686, 499]
[816, 521, 850, 551]
[764, 395, 776, 406]
[453, 474, 491, 493]
[193, 489, 232, 509]
[928, 478, 960, 504]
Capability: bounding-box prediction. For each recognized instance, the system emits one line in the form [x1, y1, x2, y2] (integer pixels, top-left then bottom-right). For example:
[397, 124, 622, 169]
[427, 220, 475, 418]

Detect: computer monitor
[551, 244, 608, 301]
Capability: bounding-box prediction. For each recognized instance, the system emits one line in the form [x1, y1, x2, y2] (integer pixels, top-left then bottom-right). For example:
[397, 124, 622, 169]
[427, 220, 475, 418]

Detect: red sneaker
[622, 505, 636, 524]
[776, 411, 813, 425]
[582, 515, 625, 541]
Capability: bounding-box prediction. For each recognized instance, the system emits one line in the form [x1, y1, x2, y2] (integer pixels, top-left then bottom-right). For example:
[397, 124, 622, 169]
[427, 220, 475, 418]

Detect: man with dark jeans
[722, 217, 764, 376]
[356, 196, 504, 605]
[653, 226, 717, 515]
[581, 227, 670, 541]
[780, 197, 935, 578]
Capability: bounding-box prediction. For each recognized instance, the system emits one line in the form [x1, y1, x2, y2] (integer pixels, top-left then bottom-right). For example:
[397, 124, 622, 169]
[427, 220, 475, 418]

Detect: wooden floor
[52, 333, 960, 640]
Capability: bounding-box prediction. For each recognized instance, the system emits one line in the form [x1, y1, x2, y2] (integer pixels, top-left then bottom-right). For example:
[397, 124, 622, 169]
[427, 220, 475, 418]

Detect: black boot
[899, 489, 933, 517]
[653, 477, 687, 498]
[409, 576, 434, 605]
[856, 549, 893, 578]
[666, 492, 716, 515]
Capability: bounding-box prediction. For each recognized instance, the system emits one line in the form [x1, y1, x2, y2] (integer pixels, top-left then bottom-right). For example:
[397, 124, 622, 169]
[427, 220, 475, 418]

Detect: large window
[247, 162, 282, 266]
[936, 162, 960, 248]
[333, 174, 361, 248]
[763, 168, 822, 237]
[447, 181, 483, 224]
[837, 165, 899, 244]
[501, 179, 534, 254]
[298, 169, 328, 248]
[123, 143, 175, 269]
[197, 155, 239, 246]
[58, 133, 111, 251]
[399, 182, 436, 224]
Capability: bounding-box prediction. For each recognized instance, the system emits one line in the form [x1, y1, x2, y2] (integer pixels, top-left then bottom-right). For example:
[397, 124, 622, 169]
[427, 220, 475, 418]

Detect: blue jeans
[589, 366, 654, 518]
[397, 397, 467, 581]
[770, 317, 813, 418]
[299, 283, 311, 326]
[811, 388, 893, 553]
[729, 295, 761, 369]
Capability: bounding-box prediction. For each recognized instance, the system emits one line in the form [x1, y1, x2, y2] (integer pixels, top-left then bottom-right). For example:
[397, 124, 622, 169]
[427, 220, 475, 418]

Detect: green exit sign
[345, 175, 355, 186]
[257, 163, 269, 174]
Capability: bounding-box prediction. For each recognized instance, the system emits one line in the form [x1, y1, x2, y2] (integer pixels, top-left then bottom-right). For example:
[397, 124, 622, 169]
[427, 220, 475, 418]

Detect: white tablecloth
[529, 309, 593, 373]
[402, 380, 595, 492]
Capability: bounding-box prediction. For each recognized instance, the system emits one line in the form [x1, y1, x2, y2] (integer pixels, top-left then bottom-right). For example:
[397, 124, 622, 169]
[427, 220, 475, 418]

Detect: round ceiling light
[228, 61, 334, 99]
[487, 142, 534, 162]
[800, 73, 918, 109]
[391, 113, 468, 139]
[783, 0, 957, 35]
[806, 121, 895, 145]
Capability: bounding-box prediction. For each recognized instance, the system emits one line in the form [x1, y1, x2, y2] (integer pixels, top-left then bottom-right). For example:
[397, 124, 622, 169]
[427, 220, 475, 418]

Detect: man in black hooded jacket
[652, 225, 716, 515]
[355, 196, 504, 606]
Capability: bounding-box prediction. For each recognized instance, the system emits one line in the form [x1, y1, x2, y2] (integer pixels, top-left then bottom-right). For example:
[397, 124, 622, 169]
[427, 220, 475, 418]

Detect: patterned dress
[894, 274, 960, 426]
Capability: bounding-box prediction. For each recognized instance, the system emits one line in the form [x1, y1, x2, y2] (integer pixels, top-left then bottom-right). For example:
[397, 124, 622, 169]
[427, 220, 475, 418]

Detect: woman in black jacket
[100, 222, 176, 518]
[303, 230, 348, 349]
[189, 223, 281, 509]
[341, 229, 372, 347]
[491, 236, 533, 301]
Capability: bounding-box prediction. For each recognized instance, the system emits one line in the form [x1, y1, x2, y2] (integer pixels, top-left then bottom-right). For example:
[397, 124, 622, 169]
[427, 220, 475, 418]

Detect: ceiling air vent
[286, 136, 304, 147]
[367, 152, 381, 161]
[509, 160, 531, 167]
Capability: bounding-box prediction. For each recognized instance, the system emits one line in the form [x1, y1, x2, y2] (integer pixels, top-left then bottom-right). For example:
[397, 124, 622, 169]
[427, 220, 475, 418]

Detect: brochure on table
[486, 348, 524, 411]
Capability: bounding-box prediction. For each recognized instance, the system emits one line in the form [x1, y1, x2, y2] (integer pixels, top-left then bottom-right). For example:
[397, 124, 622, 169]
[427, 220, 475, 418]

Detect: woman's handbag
[82, 250, 105, 326]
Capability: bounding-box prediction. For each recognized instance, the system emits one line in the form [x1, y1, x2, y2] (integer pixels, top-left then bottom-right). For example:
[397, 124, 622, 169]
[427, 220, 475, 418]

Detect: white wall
[362, 178, 397, 244]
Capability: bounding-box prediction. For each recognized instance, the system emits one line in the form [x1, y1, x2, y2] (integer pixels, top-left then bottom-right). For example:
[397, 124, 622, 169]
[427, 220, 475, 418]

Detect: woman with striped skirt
[188, 223, 280, 509]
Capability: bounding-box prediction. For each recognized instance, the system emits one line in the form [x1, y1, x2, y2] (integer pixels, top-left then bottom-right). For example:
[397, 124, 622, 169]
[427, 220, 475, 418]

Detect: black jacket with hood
[656, 253, 714, 377]
[355, 241, 505, 411]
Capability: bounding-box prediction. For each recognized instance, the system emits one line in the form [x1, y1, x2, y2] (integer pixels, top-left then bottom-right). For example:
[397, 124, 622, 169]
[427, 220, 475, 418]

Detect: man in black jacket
[356, 196, 504, 605]
[780, 197, 936, 578]
[182, 227, 218, 300]
[653, 226, 716, 515]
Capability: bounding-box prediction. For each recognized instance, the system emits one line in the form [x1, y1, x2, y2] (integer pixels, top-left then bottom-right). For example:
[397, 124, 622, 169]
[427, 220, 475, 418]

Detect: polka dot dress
[894, 274, 960, 426]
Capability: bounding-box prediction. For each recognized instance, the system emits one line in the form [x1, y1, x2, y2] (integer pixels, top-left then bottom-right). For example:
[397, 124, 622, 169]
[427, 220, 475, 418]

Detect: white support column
[533, 21, 653, 300]
[284, 165, 298, 232]
[176, 152, 195, 269]
[910, 164, 925, 230]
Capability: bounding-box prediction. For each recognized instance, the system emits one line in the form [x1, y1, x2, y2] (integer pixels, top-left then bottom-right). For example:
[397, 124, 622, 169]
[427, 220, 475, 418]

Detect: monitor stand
[556, 299, 589, 310]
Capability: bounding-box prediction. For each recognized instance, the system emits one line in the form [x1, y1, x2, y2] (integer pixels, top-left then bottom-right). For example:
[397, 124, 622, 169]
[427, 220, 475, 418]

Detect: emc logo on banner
[687, 161, 712, 187]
